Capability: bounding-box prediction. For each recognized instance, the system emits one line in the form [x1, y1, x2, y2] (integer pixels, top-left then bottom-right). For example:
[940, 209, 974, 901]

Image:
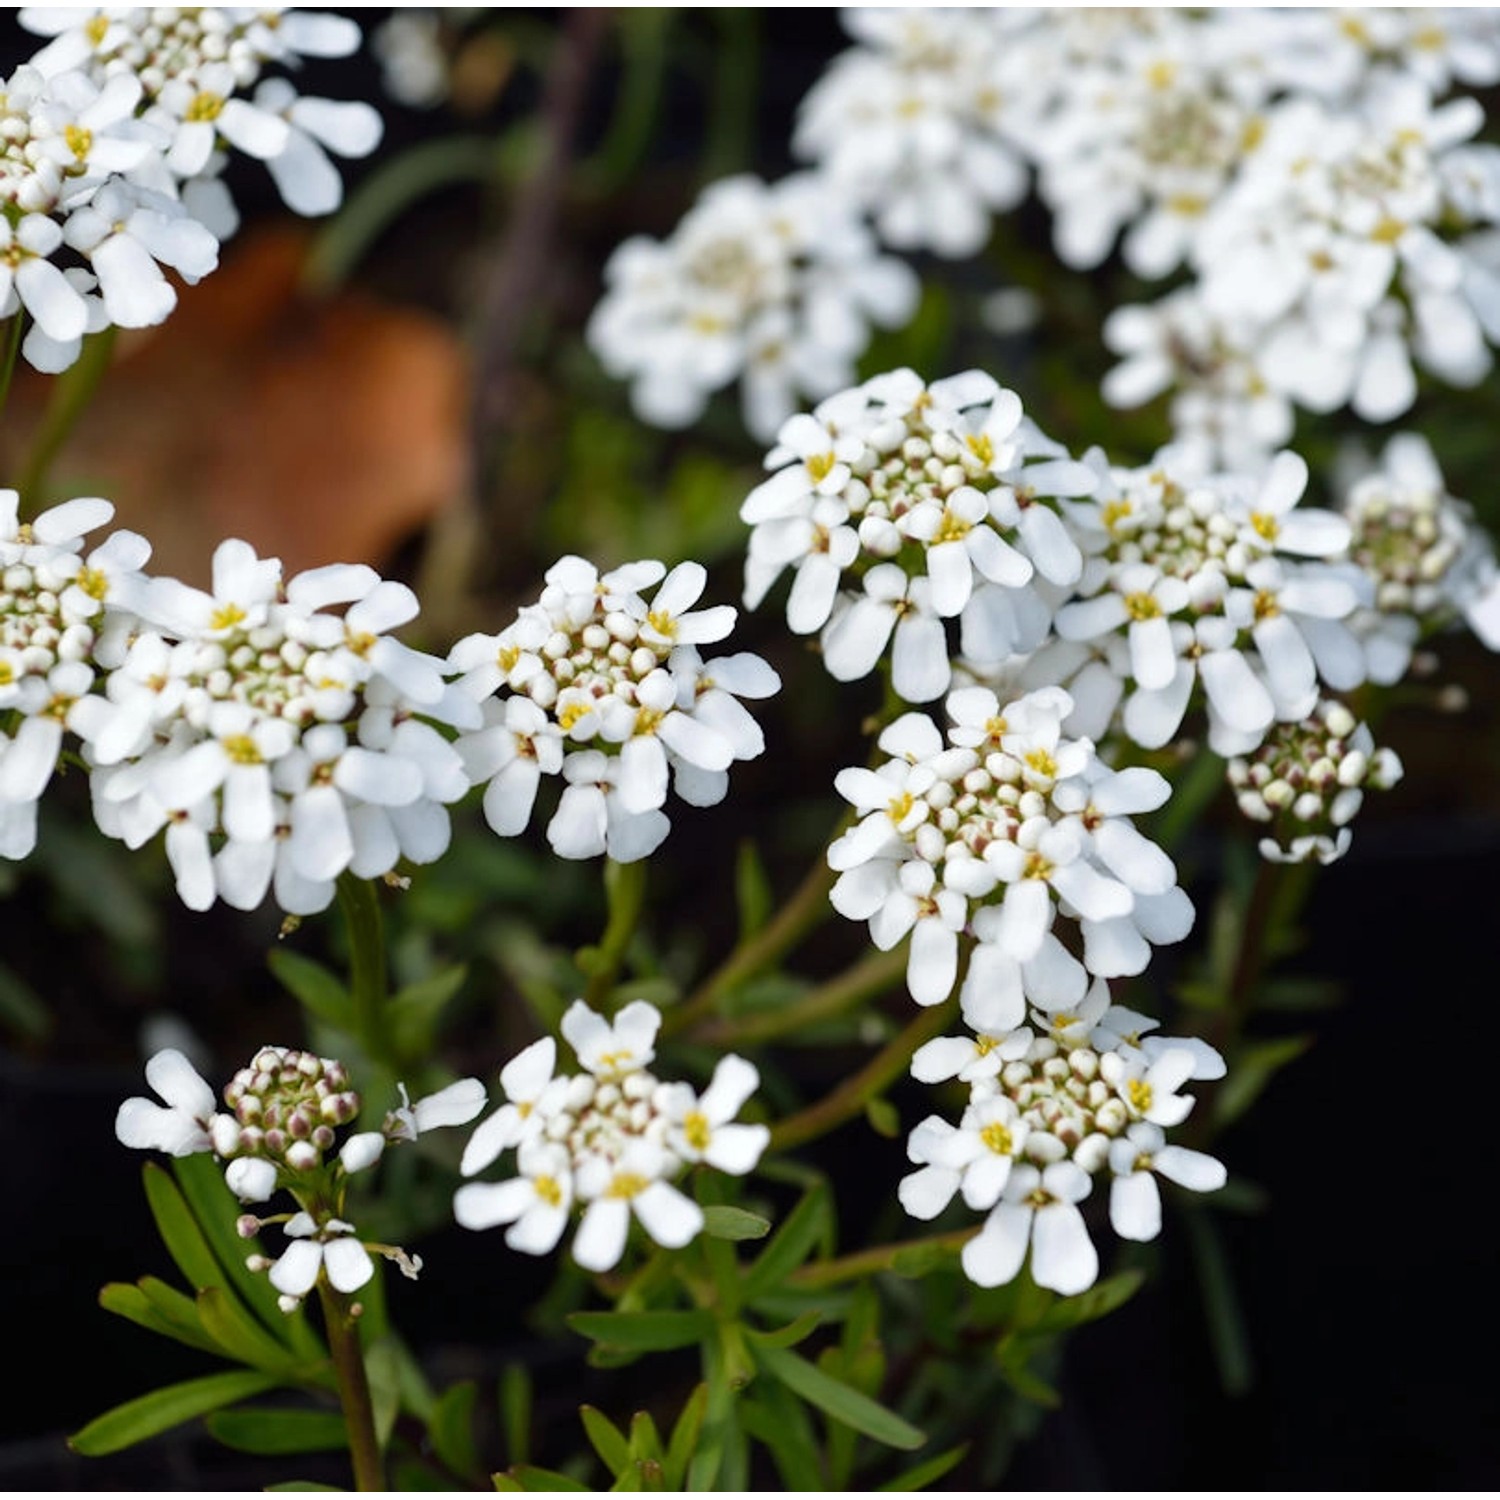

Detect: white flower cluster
[79, 538, 476, 915]
[0, 491, 149, 859]
[454, 1000, 769, 1273]
[449, 556, 778, 864]
[1336, 433, 1500, 684]
[742, 368, 1088, 704]
[1040, 449, 1365, 757]
[1227, 698, 1403, 866]
[2, 6, 381, 372]
[587, 173, 919, 442]
[901, 981, 1225, 1295]
[828, 687, 1192, 1021]
[116, 1045, 484, 1311]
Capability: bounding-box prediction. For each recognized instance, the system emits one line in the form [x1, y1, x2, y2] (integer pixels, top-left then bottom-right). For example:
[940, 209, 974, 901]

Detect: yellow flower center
[806, 451, 836, 484]
[607, 1172, 649, 1200]
[683, 1111, 712, 1151]
[534, 1174, 562, 1208]
[1125, 591, 1160, 621]
[223, 733, 263, 765]
[186, 91, 226, 123]
[1127, 1078, 1154, 1114]
[980, 1121, 1014, 1156]
[210, 603, 247, 631]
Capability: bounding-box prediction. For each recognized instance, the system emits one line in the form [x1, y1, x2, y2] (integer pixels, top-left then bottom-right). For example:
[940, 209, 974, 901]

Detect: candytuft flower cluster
[455, 1000, 769, 1272]
[117, 1045, 484, 1311]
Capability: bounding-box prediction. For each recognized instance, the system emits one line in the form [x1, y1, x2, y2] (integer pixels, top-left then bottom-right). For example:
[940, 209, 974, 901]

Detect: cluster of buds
[902, 984, 1226, 1295]
[1226, 698, 1403, 864]
[116, 1045, 483, 1312]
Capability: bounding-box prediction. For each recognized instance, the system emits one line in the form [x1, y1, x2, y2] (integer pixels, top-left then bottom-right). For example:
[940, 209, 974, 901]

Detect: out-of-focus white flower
[587, 172, 917, 441]
[450, 557, 777, 863]
[455, 1001, 768, 1272]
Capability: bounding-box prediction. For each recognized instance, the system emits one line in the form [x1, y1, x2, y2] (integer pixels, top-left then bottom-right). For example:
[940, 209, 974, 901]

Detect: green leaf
[0, 961, 49, 1039]
[864, 1096, 901, 1139]
[1184, 1208, 1254, 1396]
[205, 1407, 347, 1455]
[733, 840, 773, 939]
[568, 1309, 714, 1353]
[197, 1287, 304, 1376]
[499, 1364, 532, 1467]
[428, 1380, 479, 1480]
[365, 1337, 403, 1450]
[580, 1406, 630, 1477]
[267, 947, 351, 1028]
[100, 1280, 220, 1357]
[889, 1238, 962, 1279]
[741, 1185, 831, 1306]
[745, 1310, 821, 1350]
[493, 1466, 594, 1492]
[1031, 1269, 1145, 1333]
[1214, 1034, 1313, 1129]
[173, 1155, 322, 1358]
[662, 1385, 707, 1490]
[753, 1342, 925, 1452]
[627, 1409, 664, 1466]
[69, 1369, 281, 1456]
[388, 964, 469, 1061]
[876, 1443, 969, 1490]
[143, 1162, 223, 1293]
[703, 1205, 771, 1242]
[741, 1388, 823, 1491]
[995, 1337, 1062, 1409]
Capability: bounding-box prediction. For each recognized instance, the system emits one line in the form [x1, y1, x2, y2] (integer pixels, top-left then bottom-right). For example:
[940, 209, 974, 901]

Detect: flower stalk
[318, 1281, 385, 1493]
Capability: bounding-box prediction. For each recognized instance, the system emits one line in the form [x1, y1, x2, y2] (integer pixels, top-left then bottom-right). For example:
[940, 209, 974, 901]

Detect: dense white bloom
[743, 369, 1091, 703]
[587, 172, 918, 441]
[828, 686, 1192, 1016]
[900, 989, 1223, 1294]
[794, 8, 1034, 259]
[456, 1001, 768, 1272]
[1047, 449, 1363, 757]
[1336, 433, 1500, 679]
[81, 540, 474, 914]
[0, 492, 150, 859]
[450, 557, 778, 863]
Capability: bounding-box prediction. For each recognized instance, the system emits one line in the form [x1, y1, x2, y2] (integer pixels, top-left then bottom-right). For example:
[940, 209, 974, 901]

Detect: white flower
[562, 998, 660, 1081]
[1108, 1123, 1226, 1241]
[454, 1139, 575, 1257]
[268, 1212, 375, 1303]
[962, 1160, 1099, 1296]
[572, 1140, 704, 1272]
[115, 1048, 220, 1157]
[386, 1077, 487, 1143]
[461, 1038, 564, 1177]
[658, 1055, 770, 1174]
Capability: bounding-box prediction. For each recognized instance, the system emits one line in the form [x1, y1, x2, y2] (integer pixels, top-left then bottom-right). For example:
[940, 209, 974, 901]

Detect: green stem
[583, 857, 649, 1012]
[693, 944, 907, 1049]
[664, 831, 847, 1037]
[789, 1227, 977, 1291]
[0, 312, 24, 428]
[769, 994, 956, 1154]
[318, 1281, 385, 1492]
[336, 874, 392, 1066]
[16, 324, 117, 513]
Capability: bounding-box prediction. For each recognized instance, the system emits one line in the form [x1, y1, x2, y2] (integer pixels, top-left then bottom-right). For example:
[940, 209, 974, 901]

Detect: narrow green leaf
[662, 1385, 707, 1490]
[388, 964, 469, 1061]
[865, 1096, 901, 1139]
[876, 1443, 969, 1490]
[568, 1309, 714, 1353]
[205, 1407, 347, 1455]
[99, 1280, 221, 1357]
[493, 1465, 594, 1492]
[627, 1410, 664, 1466]
[267, 947, 352, 1027]
[197, 1287, 303, 1376]
[753, 1342, 924, 1452]
[365, 1337, 403, 1449]
[741, 1185, 831, 1306]
[1031, 1269, 1145, 1333]
[741, 1390, 823, 1491]
[734, 839, 773, 939]
[995, 1336, 1062, 1409]
[0, 961, 49, 1039]
[745, 1310, 821, 1350]
[69, 1369, 280, 1456]
[500, 1363, 533, 1466]
[888, 1239, 961, 1279]
[428, 1380, 479, 1480]
[703, 1205, 771, 1242]
[1184, 1208, 1254, 1396]
[580, 1406, 630, 1477]
[1214, 1034, 1313, 1129]
[173, 1155, 322, 1357]
[143, 1162, 223, 1293]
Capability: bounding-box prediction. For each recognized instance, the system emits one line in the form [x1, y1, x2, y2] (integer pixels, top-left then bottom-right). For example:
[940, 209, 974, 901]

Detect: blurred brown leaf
[2, 226, 470, 586]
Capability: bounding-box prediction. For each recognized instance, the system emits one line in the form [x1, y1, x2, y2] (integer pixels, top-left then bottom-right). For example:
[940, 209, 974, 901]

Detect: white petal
[324, 1236, 375, 1293]
[572, 1199, 631, 1272]
[633, 1182, 705, 1249]
[1110, 1171, 1162, 1241]
[269, 1239, 324, 1297]
[1030, 1202, 1098, 1295]
[145, 1048, 215, 1117]
[962, 1205, 1031, 1288]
